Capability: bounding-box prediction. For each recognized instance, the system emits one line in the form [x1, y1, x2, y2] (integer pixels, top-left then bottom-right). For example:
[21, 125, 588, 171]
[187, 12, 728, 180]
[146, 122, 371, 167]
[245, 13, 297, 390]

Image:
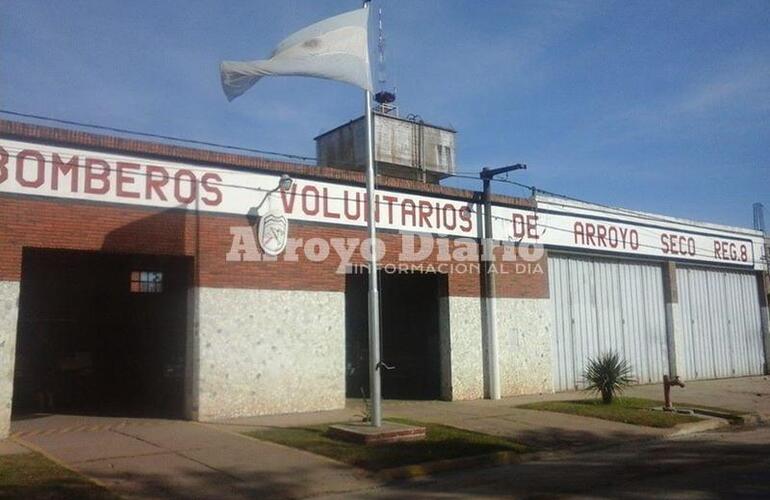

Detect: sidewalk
[4, 376, 767, 499]
[211, 398, 669, 453]
[10, 415, 375, 499]
[623, 375, 770, 416]
[212, 376, 770, 451]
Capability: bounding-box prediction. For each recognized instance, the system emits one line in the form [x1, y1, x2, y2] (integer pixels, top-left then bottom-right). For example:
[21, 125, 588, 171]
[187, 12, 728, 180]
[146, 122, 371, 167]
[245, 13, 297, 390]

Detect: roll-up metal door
[550, 255, 669, 391]
[677, 267, 763, 380]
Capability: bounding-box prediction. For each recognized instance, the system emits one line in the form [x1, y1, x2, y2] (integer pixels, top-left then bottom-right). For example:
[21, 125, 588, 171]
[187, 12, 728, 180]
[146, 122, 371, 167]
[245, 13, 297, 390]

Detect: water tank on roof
[314, 110, 457, 184]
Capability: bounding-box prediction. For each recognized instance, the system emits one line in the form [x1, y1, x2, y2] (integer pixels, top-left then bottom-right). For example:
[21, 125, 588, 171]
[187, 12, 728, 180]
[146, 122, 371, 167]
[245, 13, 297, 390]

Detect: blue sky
[2, 0, 768, 228]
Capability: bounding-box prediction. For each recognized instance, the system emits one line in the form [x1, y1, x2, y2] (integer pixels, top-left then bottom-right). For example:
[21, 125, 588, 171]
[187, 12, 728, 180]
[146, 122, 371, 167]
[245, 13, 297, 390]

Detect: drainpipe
[757, 273, 770, 375]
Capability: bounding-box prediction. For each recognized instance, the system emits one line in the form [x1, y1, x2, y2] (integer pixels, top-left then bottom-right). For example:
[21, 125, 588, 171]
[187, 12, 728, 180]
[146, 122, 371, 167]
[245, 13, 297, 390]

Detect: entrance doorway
[12, 248, 191, 418]
[346, 271, 445, 400]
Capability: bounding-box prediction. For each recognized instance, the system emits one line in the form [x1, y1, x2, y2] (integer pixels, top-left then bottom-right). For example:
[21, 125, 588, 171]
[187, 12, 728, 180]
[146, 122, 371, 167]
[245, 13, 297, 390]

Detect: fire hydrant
[663, 374, 685, 411]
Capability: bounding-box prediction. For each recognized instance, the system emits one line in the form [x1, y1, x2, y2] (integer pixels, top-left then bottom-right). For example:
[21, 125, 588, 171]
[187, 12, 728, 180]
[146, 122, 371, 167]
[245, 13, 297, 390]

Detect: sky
[1, 0, 769, 228]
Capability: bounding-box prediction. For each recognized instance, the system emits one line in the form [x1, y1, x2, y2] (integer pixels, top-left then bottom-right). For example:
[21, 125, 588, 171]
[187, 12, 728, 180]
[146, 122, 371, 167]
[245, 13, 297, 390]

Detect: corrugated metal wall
[550, 255, 669, 391]
[677, 267, 764, 379]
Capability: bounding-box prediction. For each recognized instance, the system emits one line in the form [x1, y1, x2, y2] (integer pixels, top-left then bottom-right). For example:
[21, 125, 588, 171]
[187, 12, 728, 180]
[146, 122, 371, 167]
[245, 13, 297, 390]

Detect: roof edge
[0, 119, 532, 210]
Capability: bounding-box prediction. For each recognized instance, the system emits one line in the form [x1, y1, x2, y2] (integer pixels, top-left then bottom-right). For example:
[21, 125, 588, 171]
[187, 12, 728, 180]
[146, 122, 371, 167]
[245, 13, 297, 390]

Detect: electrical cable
[447, 171, 757, 237]
[0, 146, 754, 262]
[0, 109, 317, 163]
[0, 108, 719, 230]
[0, 109, 759, 251]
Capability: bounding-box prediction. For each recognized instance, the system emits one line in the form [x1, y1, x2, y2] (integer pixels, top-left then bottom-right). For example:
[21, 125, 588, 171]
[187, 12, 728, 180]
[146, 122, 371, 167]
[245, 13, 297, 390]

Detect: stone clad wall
[442, 296, 485, 400]
[194, 287, 345, 420]
[0, 282, 19, 438]
[497, 298, 553, 396]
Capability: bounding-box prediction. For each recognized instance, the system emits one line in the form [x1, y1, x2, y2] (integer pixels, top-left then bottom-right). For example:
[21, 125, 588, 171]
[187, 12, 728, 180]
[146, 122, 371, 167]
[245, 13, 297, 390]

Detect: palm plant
[583, 351, 634, 404]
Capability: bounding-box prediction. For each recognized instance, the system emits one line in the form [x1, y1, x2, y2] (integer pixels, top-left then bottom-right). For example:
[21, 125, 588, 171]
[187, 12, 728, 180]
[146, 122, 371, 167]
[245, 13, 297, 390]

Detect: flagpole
[362, 0, 382, 428]
[221, 3, 380, 423]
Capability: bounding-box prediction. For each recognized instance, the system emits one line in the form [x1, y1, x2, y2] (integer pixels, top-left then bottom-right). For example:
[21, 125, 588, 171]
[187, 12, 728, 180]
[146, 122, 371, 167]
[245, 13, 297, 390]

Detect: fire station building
[0, 118, 768, 438]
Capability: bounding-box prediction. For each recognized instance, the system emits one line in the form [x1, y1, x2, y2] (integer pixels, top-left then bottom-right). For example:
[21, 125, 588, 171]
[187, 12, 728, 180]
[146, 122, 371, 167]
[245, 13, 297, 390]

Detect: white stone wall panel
[195, 287, 345, 420]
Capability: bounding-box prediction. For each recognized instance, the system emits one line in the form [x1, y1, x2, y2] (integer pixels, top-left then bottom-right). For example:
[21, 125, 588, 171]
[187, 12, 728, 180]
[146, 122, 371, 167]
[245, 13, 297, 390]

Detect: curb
[211, 411, 768, 484]
[375, 450, 526, 481]
[685, 408, 752, 425]
[374, 412, 761, 481]
[669, 417, 730, 437]
[374, 435, 663, 482]
[737, 413, 770, 426]
[668, 409, 769, 431]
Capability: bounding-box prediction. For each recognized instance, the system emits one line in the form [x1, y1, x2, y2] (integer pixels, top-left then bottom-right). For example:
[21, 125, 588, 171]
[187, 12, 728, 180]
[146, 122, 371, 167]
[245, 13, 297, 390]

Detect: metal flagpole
[362, 0, 382, 428]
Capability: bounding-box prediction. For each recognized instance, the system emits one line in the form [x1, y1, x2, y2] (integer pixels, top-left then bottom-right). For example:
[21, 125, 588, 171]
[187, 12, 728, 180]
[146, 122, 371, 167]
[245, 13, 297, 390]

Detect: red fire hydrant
[663, 374, 685, 411]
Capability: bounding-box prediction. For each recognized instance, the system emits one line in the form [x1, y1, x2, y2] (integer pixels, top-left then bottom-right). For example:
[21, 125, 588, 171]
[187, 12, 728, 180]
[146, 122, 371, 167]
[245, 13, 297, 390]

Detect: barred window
[130, 271, 163, 293]
[436, 144, 452, 170]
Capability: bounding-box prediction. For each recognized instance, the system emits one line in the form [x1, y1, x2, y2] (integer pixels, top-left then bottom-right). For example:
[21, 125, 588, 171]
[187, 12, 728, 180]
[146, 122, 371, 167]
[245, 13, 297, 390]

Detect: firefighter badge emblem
[258, 209, 289, 256]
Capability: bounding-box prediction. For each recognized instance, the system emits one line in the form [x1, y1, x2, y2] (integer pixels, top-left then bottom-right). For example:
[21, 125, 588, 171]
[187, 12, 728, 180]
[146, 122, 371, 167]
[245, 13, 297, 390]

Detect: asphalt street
[321, 425, 770, 499]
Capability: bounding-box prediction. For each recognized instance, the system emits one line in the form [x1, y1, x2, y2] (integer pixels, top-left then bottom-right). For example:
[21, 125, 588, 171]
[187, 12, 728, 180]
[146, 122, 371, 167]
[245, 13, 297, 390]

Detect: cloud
[572, 56, 770, 153]
[678, 61, 770, 114]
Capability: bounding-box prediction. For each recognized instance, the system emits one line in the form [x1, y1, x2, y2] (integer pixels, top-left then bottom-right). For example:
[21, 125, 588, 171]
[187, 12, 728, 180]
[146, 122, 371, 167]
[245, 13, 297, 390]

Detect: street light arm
[478, 162, 526, 401]
[253, 174, 293, 214]
[480, 163, 527, 179]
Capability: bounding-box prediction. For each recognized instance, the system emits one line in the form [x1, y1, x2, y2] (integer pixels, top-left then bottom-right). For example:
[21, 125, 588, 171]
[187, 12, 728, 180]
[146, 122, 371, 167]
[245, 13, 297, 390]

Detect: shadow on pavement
[511, 426, 656, 451]
[79, 460, 361, 500]
[361, 428, 770, 499]
[80, 429, 769, 499]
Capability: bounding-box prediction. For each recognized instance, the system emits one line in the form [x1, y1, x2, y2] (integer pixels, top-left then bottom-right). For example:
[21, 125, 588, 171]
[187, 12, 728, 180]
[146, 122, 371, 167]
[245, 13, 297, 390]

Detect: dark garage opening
[12, 248, 191, 419]
[346, 271, 445, 400]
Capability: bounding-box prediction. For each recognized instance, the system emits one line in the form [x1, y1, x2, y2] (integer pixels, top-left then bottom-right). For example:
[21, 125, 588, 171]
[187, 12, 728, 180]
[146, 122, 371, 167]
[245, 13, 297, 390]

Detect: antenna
[374, 4, 397, 112]
[753, 202, 765, 233]
[377, 7, 386, 85]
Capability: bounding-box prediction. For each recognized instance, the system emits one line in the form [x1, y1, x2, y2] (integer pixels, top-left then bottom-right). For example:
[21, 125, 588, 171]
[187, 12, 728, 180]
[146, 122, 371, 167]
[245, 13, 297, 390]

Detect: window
[436, 144, 452, 170]
[131, 271, 163, 293]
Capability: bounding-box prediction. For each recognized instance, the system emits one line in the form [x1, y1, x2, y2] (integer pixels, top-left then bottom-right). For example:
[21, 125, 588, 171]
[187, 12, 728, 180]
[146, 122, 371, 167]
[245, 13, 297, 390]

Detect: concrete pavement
[214, 376, 770, 452]
[623, 375, 770, 416]
[3, 375, 768, 499]
[10, 415, 374, 499]
[0, 438, 27, 456]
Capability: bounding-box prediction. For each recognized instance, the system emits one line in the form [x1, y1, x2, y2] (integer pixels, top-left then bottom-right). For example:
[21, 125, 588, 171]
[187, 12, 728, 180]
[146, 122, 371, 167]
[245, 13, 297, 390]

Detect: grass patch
[245, 418, 527, 471]
[0, 452, 118, 499]
[519, 397, 703, 428]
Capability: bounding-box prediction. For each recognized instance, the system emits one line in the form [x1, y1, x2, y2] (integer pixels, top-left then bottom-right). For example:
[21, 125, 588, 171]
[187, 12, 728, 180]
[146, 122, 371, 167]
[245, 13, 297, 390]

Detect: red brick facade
[0, 120, 548, 299]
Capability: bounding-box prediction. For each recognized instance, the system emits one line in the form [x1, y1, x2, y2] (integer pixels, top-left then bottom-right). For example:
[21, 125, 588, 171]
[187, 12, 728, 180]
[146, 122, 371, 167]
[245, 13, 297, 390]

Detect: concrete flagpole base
[328, 422, 426, 445]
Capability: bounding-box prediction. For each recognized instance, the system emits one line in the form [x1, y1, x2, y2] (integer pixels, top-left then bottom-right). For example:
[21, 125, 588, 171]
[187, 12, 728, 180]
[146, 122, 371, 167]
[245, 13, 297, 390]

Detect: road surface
[321, 425, 770, 499]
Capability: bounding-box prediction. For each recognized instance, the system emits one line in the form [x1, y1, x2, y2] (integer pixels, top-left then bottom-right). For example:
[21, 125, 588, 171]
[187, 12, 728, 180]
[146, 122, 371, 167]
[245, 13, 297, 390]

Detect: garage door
[14, 248, 191, 418]
[550, 255, 669, 391]
[677, 267, 764, 380]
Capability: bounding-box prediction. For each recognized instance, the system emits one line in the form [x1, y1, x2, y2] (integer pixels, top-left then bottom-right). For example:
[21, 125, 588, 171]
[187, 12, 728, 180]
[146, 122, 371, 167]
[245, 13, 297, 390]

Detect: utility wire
[0, 147, 755, 262]
[0, 109, 665, 218]
[0, 109, 758, 236]
[448, 172, 753, 235]
[0, 109, 317, 163]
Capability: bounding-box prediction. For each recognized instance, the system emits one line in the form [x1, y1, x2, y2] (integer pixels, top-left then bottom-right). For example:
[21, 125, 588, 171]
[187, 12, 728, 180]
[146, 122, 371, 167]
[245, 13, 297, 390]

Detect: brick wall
[0, 196, 548, 298]
[0, 120, 547, 299]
